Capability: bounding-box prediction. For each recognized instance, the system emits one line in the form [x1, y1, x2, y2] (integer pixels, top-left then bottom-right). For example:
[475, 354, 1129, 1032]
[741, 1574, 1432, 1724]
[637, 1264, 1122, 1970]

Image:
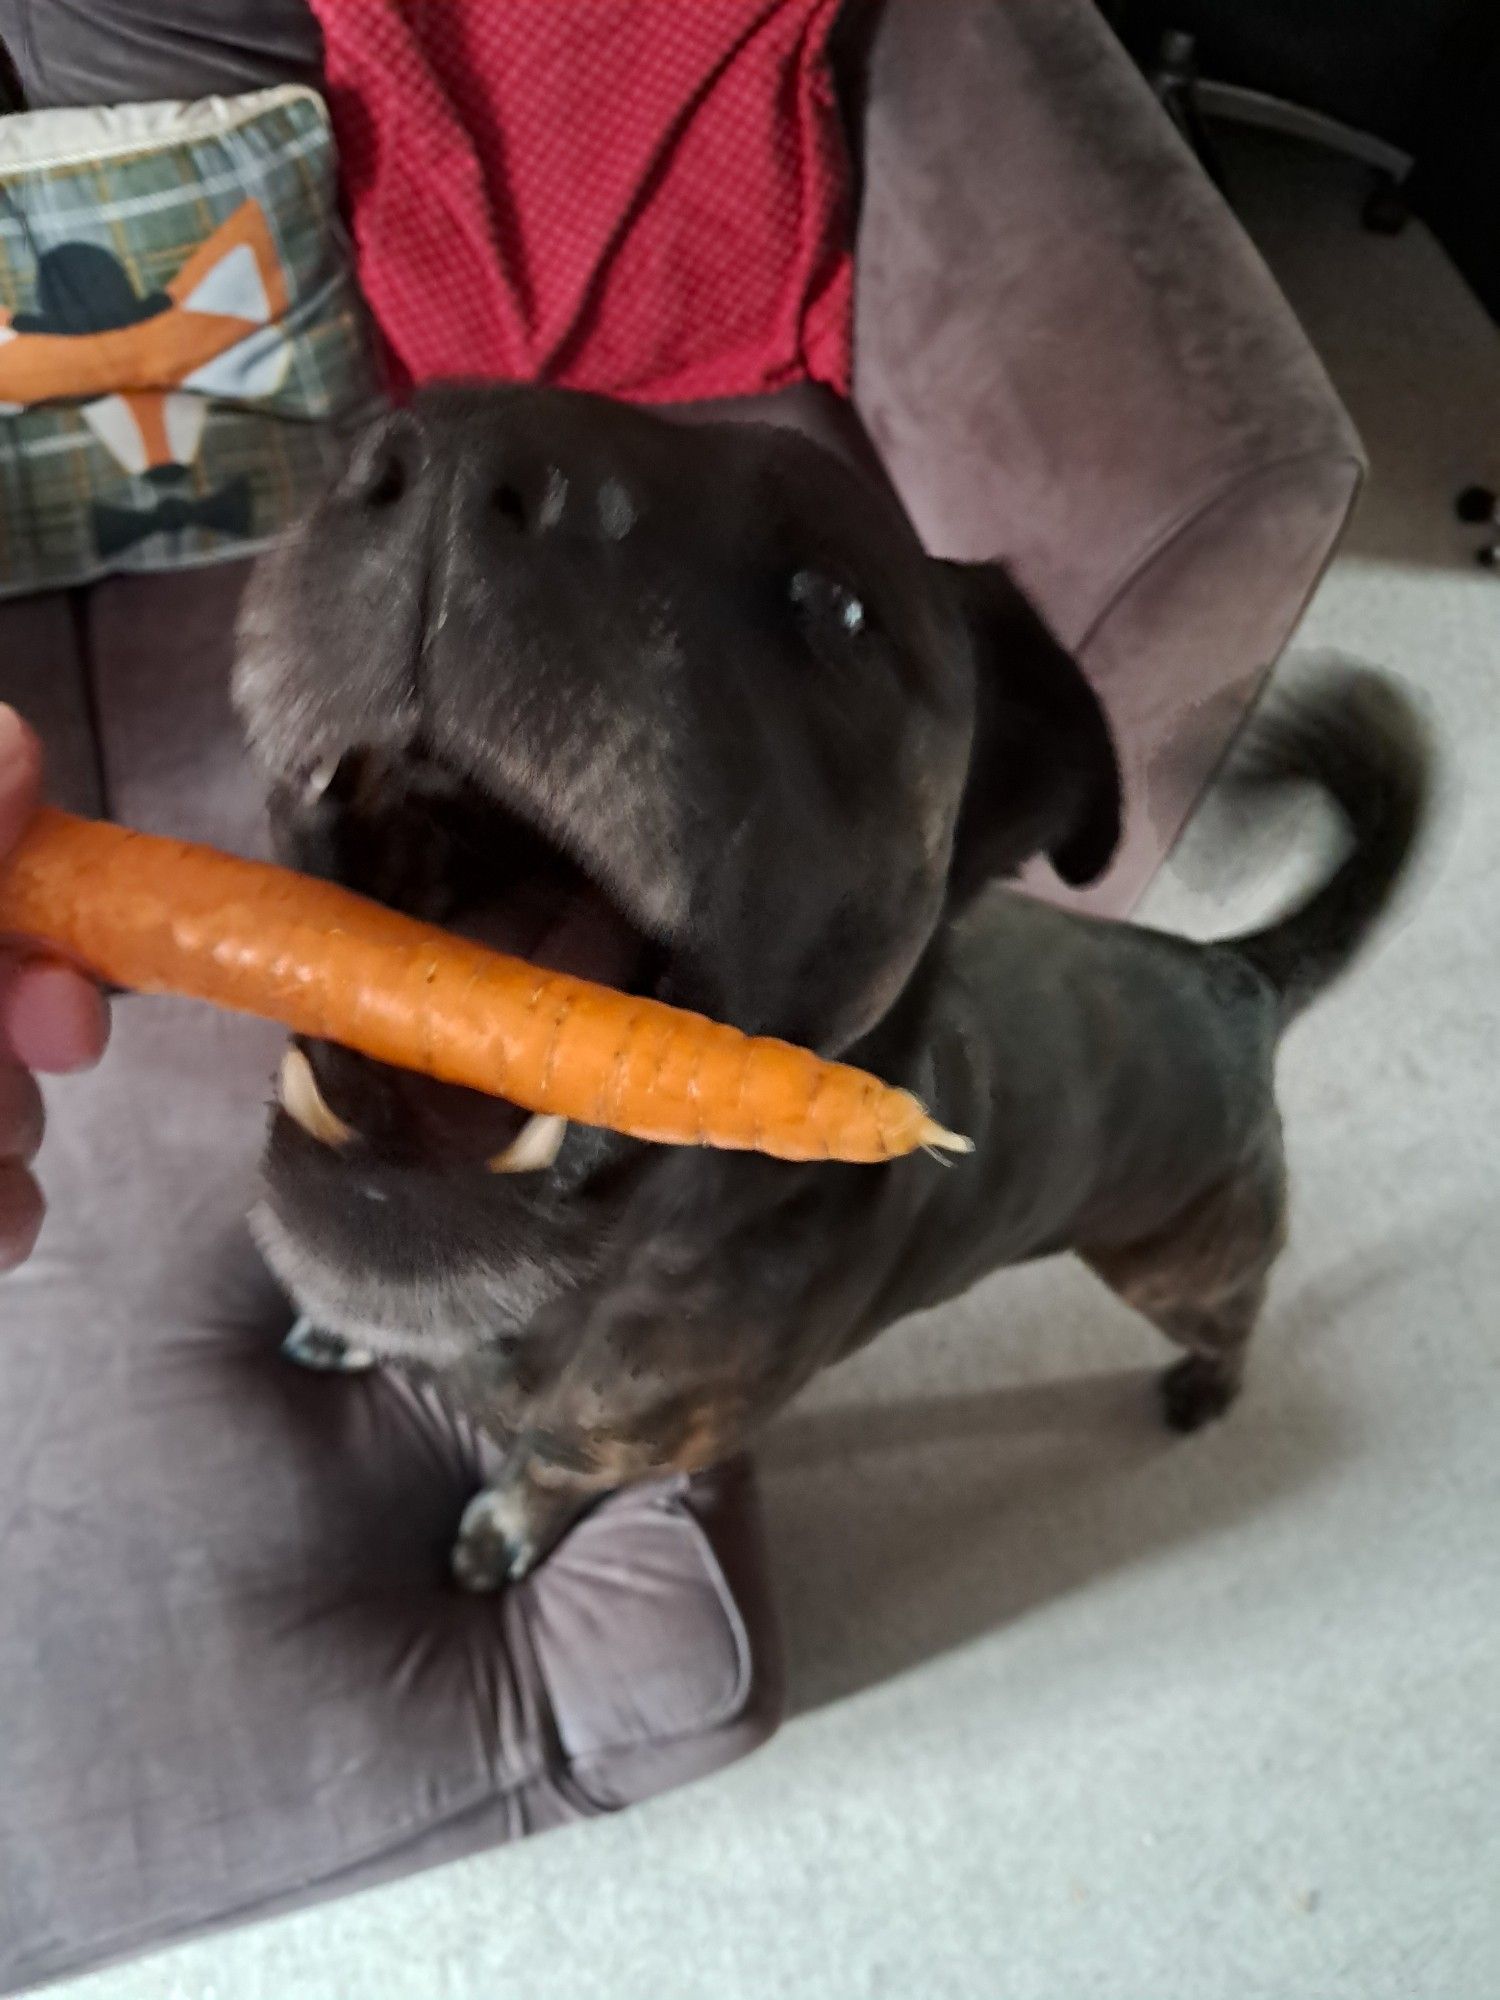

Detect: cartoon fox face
[0, 197, 292, 479]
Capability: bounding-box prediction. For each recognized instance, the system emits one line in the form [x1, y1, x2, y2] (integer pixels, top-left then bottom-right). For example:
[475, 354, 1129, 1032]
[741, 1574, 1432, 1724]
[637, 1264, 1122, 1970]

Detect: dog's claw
[1159, 1354, 1241, 1433]
[451, 1487, 537, 1592]
[282, 1316, 377, 1374]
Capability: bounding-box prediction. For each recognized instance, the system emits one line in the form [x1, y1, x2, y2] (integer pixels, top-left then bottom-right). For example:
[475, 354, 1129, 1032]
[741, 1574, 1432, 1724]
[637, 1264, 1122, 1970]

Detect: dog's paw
[450, 1487, 538, 1593]
[1159, 1354, 1241, 1433]
[281, 1316, 377, 1374]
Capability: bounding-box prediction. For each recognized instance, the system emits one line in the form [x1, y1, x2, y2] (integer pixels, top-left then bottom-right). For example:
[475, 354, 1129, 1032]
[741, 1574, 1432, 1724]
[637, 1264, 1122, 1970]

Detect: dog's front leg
[451, 1451, 599, 1592]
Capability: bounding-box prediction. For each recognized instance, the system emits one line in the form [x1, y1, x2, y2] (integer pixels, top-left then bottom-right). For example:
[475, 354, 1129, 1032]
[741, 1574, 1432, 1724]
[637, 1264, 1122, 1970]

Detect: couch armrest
[851, 0, 1364, 912]
[0, 594, 102, 816]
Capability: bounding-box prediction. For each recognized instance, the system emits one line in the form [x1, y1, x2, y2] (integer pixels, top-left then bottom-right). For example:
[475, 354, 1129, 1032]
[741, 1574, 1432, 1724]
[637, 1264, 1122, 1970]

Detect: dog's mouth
[269, 746, 665, 1174]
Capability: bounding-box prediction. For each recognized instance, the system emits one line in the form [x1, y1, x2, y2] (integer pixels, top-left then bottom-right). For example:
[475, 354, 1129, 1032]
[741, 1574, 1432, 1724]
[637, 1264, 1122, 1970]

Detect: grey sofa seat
[0, 0, 1362, 1987]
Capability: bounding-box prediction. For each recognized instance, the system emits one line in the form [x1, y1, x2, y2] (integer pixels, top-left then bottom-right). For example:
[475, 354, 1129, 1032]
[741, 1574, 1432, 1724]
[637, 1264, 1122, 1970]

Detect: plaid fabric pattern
[0, 87, 379, 598]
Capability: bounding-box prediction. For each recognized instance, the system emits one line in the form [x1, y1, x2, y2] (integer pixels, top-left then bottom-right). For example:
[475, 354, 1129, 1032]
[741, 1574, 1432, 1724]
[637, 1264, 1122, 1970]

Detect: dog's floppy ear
[941, 559, 1121, 900]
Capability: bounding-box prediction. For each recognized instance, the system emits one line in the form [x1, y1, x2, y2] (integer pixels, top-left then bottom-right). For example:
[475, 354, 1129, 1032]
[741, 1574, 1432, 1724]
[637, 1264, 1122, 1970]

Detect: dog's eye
[789, 569, 868, 639]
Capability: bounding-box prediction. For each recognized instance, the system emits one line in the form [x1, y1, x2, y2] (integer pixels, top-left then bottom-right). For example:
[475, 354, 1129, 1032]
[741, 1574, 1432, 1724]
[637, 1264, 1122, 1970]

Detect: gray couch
[0, 1, 1361, 1988]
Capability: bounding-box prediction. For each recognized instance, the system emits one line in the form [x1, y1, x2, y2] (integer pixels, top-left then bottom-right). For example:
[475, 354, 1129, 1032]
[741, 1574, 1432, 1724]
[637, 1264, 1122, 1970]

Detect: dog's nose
[339, 410, 425, 512]
[469, 443, 637, 543]
[341, 404, 640, 544]
[343, 409, 556, 529]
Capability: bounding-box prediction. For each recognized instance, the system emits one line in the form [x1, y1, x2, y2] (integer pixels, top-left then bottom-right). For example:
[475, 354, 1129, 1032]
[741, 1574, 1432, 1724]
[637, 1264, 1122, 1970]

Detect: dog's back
[410, 666, 1438, 1570]
[871, 664, 1434, 1349]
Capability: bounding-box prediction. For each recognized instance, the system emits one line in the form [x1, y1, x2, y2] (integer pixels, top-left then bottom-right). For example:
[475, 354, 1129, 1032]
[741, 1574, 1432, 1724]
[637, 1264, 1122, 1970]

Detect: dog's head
[234, 384, 1118, 1333]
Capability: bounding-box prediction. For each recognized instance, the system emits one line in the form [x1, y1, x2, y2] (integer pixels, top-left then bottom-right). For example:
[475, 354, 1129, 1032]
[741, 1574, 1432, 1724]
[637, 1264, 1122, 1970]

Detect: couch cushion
[0, 86, 379, 598]
[850, 0, 1363, 914]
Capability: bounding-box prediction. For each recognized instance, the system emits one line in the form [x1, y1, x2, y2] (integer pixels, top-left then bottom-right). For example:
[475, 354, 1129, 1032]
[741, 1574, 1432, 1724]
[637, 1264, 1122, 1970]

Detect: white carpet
[58, 135, 1500, 2000]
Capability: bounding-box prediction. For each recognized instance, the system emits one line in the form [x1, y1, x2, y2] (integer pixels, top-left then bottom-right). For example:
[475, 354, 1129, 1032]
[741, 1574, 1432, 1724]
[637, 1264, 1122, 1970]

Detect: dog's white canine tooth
[279, 1045, 355, 1147]
[487, 1113, 568, 1174]
[304, 756, 339, 806]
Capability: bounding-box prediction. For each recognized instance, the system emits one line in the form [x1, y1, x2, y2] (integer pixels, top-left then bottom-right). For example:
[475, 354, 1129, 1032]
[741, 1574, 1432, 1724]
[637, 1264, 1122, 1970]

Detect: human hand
[0, 705, 109, 1269]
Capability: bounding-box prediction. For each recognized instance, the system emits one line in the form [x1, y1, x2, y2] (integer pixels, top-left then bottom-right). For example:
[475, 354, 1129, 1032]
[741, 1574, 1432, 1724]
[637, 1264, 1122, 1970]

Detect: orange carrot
[0, 808, 970, 1165]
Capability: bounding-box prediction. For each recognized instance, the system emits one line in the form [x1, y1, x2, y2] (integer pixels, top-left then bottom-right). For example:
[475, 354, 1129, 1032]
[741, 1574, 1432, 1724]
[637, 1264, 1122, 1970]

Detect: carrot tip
[917, 1117, 973, 1157]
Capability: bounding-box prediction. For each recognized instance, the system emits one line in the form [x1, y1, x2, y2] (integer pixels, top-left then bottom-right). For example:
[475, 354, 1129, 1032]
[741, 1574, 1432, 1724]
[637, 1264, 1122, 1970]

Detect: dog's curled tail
[1228, 663, 1433, 1025]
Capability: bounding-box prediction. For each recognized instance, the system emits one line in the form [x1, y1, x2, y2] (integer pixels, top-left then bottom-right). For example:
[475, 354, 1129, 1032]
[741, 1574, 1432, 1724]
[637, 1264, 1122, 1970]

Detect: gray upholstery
[852, 0, 1363, 913]
[0, 0, 323, 105]
[0, 0, 1363, 1988]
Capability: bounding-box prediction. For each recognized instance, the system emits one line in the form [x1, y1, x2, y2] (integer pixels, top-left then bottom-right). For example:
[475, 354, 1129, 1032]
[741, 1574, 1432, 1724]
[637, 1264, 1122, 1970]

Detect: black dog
[233, 383, 1429, 1589]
